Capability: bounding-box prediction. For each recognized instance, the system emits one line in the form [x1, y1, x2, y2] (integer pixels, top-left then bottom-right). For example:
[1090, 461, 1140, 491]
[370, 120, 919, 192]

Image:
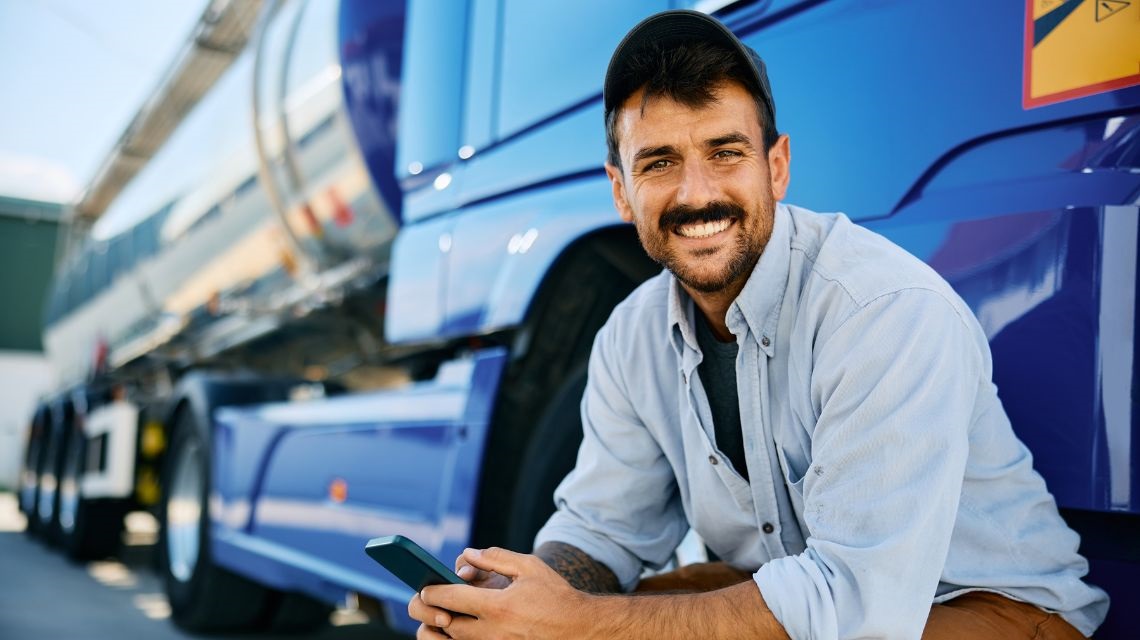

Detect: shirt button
[708, 455, 719, 465]
[761, 336, 771, 347]
[762, 522, 775, 534]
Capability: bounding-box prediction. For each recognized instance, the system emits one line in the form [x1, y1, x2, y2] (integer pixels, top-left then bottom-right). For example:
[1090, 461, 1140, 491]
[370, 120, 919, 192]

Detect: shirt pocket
[774, 407, 812, 487]
[775, 415, 813, 535]
[777, 460, 815, 544]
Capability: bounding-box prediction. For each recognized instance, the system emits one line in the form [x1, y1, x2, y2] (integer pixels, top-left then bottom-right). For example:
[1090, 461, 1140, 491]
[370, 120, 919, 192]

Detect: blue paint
[207, 0, 1139, 633]
[211, 349, 506, 632]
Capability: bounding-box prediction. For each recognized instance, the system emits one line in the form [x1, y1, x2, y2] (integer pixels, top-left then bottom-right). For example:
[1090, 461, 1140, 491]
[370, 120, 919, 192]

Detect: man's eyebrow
[706, 132, 754, 149]
[632, 144, 677, 164]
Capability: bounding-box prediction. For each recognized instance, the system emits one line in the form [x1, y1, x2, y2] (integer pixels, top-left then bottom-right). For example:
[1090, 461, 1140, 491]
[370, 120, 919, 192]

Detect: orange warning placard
[1024, 0, 1140, 108]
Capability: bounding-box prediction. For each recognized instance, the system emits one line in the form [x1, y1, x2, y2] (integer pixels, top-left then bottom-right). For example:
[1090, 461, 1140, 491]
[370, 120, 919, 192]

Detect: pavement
[0, 492, 412, 640]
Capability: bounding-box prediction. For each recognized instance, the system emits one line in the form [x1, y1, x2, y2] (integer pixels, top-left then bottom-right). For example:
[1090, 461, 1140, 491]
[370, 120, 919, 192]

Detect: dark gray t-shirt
[695, 311, 748, 481]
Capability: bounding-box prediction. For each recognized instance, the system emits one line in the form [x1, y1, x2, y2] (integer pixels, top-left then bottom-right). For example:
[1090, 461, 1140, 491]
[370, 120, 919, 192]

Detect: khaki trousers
[922, 591, 1085, 640]
[635, 563, 1087, 639]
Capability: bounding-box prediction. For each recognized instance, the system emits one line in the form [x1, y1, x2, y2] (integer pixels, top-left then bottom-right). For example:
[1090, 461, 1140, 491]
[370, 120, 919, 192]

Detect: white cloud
[0, 152, 81, 204]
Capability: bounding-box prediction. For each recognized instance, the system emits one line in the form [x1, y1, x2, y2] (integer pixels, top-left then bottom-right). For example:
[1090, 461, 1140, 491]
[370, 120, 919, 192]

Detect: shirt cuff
[754, 552, 839, 640]
[534, 514, 645, 592]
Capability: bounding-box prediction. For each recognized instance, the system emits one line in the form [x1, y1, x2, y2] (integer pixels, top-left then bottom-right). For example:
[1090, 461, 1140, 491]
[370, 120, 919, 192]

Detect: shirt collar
[668, 202, 792, 360]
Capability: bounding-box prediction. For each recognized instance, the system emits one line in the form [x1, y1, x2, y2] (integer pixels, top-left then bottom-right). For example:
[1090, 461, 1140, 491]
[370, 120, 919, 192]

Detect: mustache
[658, 201, 745, 232]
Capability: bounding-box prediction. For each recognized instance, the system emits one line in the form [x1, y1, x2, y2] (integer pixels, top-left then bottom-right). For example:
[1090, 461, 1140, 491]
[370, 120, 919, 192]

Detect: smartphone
[365, 534, 465, 592]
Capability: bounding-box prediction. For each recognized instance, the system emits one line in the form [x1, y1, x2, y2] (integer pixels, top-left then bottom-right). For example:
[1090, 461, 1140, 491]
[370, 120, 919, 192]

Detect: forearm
[586, 580, 790, 640]
[534, 541, 622, 594]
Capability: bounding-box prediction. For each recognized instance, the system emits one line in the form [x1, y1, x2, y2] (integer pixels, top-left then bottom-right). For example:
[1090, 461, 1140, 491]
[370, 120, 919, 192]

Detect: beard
[635, 198, 774, 294]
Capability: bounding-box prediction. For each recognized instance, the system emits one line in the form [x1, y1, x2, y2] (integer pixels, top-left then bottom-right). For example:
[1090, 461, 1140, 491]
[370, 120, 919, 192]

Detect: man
[408, 9, 1108, 639]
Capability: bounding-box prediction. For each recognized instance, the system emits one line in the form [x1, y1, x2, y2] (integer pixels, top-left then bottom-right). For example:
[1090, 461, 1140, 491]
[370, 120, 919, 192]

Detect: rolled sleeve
[756, 289, 980, 639]
[534, 317, 688, 592]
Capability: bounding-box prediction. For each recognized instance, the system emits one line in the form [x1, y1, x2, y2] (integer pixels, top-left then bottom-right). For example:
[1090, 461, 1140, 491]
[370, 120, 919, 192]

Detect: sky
[0, 0, 207, 208]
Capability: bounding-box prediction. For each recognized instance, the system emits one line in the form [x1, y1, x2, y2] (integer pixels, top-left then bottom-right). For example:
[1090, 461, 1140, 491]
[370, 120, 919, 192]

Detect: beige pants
[636, 563, 1086, 639]
[922, 591, 1085, 640]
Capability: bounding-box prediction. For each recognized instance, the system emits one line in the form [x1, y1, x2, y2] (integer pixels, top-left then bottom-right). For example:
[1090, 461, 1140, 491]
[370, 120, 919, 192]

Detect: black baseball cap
[603, 9, 776, 131]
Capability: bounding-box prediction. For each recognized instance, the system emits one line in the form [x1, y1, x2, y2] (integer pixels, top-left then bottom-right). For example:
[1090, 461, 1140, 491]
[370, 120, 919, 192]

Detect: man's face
[605, 80, 789, 295]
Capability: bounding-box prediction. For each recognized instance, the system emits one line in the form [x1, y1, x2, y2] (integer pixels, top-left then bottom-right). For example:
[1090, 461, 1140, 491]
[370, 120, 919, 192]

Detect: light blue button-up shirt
[534, 203, 1108, 639]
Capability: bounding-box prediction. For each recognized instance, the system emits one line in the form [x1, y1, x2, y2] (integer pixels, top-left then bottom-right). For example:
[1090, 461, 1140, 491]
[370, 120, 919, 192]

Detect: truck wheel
[504, 367, 588, 552]
[159, 408, 272, 632]
[57, 424, 123, 561]
[471, 232, 655, 552]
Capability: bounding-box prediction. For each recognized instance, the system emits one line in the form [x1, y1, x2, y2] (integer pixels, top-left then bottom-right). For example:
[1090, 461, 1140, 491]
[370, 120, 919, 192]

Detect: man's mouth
[675, 218, 733, 239]
[660, 201, 744, 240]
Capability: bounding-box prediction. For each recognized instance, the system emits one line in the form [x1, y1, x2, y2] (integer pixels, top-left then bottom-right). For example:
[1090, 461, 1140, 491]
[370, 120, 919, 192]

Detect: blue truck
[18, 0, 1140, 636]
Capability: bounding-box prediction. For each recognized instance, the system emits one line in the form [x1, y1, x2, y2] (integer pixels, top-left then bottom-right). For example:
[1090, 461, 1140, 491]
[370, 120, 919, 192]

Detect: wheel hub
[59, 438, 83, 534]
[167, 439, 203, 583]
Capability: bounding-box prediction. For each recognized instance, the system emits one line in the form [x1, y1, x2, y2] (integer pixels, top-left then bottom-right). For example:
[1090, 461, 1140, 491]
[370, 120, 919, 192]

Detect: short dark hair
[604, 40, 779, 169]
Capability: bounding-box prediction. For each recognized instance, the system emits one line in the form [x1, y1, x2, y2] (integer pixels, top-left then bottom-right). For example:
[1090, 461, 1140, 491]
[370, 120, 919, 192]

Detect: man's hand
[407, 548, 513, 638]
[411, 546, 789, 640]
[417, 547, 590, 639]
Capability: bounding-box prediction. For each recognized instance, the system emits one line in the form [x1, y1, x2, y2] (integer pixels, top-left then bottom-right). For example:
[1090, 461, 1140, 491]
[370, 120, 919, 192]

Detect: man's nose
[675, 161, 718, 209]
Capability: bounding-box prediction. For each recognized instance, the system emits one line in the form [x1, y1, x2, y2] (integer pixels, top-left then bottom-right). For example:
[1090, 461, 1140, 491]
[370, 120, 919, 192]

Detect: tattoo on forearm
[534, 542, 622, 594]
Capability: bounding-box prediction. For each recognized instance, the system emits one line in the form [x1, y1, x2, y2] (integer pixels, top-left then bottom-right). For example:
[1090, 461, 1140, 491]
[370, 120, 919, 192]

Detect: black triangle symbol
[1096, 0, 1129, 22]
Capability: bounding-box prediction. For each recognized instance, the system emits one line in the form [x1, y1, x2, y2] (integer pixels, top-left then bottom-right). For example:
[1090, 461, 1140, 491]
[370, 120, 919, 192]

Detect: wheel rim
[167, 437, 203, 583]
[19, 435, 42, 514]
[59, 435, 83, 534]
[37, 471, 57, 524]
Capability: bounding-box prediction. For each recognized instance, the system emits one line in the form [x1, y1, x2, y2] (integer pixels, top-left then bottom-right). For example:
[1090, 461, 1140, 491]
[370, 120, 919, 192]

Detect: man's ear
[605, 162, 635, 223]
[768, 134, 791, 201]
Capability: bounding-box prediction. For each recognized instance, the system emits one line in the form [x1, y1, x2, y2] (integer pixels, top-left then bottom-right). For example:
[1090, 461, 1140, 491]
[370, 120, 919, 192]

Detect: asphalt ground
[0, 492, 413, 640]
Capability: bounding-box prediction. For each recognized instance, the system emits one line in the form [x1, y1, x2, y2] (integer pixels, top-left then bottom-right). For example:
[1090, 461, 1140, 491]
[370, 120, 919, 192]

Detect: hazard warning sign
[1024, 0, 1140, 108]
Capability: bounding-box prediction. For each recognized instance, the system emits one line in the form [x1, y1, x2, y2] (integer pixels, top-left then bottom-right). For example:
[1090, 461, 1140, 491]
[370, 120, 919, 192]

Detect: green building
[0, 195, 62, 352]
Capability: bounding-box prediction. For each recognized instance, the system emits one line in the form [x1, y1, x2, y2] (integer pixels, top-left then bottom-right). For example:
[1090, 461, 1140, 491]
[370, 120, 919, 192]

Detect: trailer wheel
[19, 406, 49, 538]
[57, 424, 123, 561]
[159, 408, 272, 632]
[33, 406, 67, 545]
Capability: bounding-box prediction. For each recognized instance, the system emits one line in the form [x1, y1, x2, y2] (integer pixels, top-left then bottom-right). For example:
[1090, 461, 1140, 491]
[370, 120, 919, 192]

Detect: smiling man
[408, 9, 1107, 639]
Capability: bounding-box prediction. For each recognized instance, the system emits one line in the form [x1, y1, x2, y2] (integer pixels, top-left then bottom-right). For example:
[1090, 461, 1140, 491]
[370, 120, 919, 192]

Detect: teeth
[677, 219, 731, 238]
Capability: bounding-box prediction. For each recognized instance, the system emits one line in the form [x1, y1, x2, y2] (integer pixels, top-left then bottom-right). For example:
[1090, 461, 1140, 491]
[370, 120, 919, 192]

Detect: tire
[19, 407, 49, 537]
[159, 408, 273, 633]
[57, 421, 124, 561]
[33, 405, 68, 545]
[471, 232, 656, 551]
[504, 368, 588, 551]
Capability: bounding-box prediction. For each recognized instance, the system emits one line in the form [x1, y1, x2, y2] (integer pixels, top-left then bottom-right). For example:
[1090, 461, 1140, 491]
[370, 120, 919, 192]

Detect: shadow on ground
[0, 493, 413, 640]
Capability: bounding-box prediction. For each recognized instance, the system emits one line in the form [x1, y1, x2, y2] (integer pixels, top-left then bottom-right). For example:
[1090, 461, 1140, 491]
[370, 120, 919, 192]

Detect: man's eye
[645, 159, 671, 172]
[714, 149, 742, 159]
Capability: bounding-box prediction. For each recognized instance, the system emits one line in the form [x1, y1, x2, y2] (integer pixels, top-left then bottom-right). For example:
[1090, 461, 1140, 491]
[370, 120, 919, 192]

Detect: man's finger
[455, 557, 484, 582]
[416, 623, 452, 640]
[408, 593, 453, 628]
[421, 583, 492, 617]
[460, 546, 529, 578]
[445, 614, 480, 639]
